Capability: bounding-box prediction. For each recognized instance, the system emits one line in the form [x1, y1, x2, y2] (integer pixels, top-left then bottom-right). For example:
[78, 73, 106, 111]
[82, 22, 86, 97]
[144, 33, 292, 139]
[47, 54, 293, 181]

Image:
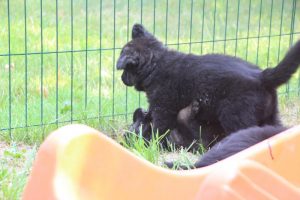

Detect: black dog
[117, 24, 300, 147]
[128, 105, 286, 169]
[165, 125, 286, 169]
[127, 108, 153, 142]
[127, 100, 207, 149]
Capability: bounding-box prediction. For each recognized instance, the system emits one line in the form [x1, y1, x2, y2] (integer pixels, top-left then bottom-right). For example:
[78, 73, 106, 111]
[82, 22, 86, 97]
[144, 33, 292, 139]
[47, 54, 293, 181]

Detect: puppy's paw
[164, 161, 174, 169]
[164, 161, 194, 170]
[191, 100, 200, 117]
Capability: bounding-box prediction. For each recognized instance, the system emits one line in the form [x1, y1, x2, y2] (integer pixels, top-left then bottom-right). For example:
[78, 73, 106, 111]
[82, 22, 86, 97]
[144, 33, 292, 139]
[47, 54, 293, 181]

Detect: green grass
[0, 0, 300, 199]
[120, 130, 167, 165]
[0, 142, 37, 200]
[118, 128, 202, 168]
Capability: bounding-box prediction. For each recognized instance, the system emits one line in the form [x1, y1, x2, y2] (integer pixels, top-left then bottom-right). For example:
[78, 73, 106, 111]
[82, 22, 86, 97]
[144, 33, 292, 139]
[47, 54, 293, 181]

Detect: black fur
[127, 103, 200, 149]
[117, 24, 300, 146]
[165, 125, 286, 169]
[127, 108, 152, 142]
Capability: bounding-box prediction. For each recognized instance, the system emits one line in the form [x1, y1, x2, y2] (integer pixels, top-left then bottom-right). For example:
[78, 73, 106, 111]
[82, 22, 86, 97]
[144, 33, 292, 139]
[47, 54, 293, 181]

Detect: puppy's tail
[261, 40, 300, 89]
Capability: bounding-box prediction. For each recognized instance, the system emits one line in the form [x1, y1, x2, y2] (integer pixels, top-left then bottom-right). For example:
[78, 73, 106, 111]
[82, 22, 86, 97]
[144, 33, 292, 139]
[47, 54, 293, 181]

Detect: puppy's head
[117, 24, 163, 91]
[129, 108, 149, 133]
[127, 108, 152, 140]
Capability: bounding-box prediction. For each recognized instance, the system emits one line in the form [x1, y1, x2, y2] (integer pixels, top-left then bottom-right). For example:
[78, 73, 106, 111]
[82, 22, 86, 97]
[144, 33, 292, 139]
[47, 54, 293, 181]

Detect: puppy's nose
[116, 56, 125, 70]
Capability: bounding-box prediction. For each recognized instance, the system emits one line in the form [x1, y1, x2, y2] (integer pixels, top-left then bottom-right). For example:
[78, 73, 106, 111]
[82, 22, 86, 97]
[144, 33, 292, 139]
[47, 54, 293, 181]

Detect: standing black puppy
[117, 24, 300, 146]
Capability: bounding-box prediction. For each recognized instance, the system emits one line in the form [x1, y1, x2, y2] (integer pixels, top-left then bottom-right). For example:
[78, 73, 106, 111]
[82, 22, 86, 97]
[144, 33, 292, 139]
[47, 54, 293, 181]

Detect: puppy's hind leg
[217, 98, 259, 134]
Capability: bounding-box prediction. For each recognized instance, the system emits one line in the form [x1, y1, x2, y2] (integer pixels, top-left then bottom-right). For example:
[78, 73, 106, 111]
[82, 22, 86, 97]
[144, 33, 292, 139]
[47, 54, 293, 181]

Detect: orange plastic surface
[23, 124, 300, 200]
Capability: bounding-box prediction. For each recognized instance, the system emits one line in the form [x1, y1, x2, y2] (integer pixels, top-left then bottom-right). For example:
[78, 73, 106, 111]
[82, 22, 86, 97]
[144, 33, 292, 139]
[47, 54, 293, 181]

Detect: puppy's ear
[132, 24, 153, 39]
[133, 108, 146, 122]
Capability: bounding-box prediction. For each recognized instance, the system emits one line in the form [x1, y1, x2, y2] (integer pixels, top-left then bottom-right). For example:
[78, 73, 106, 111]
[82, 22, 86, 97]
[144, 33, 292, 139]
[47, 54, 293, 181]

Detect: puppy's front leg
[150, 109, 177, 136]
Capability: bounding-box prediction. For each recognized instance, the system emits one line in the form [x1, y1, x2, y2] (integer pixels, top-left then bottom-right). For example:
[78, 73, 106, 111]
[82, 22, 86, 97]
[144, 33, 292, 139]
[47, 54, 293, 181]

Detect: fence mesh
[0, 0, 299, 142]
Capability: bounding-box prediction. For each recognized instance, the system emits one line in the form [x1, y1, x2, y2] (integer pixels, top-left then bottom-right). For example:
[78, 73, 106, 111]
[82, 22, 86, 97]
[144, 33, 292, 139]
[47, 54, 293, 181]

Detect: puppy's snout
[116, 56, 126, 70]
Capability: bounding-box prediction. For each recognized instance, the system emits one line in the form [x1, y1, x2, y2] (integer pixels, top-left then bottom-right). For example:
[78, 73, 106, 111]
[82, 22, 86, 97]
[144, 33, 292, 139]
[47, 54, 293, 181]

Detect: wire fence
[0, 0, 299, 142]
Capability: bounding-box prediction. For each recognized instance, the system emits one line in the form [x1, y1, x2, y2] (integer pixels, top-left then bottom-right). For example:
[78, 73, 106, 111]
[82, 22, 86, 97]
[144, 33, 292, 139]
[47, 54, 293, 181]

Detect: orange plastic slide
[23, 124, 300, 200]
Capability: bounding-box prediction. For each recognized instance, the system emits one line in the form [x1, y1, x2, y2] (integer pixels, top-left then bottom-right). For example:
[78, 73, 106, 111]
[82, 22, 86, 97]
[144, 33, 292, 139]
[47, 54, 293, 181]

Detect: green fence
[0, 0, 299, 143]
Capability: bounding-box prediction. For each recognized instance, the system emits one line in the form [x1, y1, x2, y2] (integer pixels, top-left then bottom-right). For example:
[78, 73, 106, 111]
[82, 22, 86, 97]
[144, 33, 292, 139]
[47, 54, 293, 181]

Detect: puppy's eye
[121, 46, 129, 55]
[126, 62, 136, 70]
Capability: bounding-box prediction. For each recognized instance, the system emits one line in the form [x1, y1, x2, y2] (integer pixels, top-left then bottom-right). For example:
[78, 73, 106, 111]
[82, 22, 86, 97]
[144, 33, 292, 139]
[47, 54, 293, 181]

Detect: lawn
[0, 0, 300, 199]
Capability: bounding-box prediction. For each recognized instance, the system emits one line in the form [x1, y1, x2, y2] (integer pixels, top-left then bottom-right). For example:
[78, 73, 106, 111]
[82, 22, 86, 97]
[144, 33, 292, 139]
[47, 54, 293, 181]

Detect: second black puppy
[127, 101, 205, 149]
[127, 108, 152, 142]
[117, 24, 300, 146]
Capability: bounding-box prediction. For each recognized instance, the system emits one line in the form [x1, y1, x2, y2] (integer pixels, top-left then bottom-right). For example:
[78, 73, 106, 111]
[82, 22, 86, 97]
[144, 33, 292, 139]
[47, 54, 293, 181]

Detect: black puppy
[117, 24, 300, 146]
[165, 125, 286, 169]
[127, 101, 206, 149]
[173, 100, 224, 148]
[127, 108, 152, 142]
